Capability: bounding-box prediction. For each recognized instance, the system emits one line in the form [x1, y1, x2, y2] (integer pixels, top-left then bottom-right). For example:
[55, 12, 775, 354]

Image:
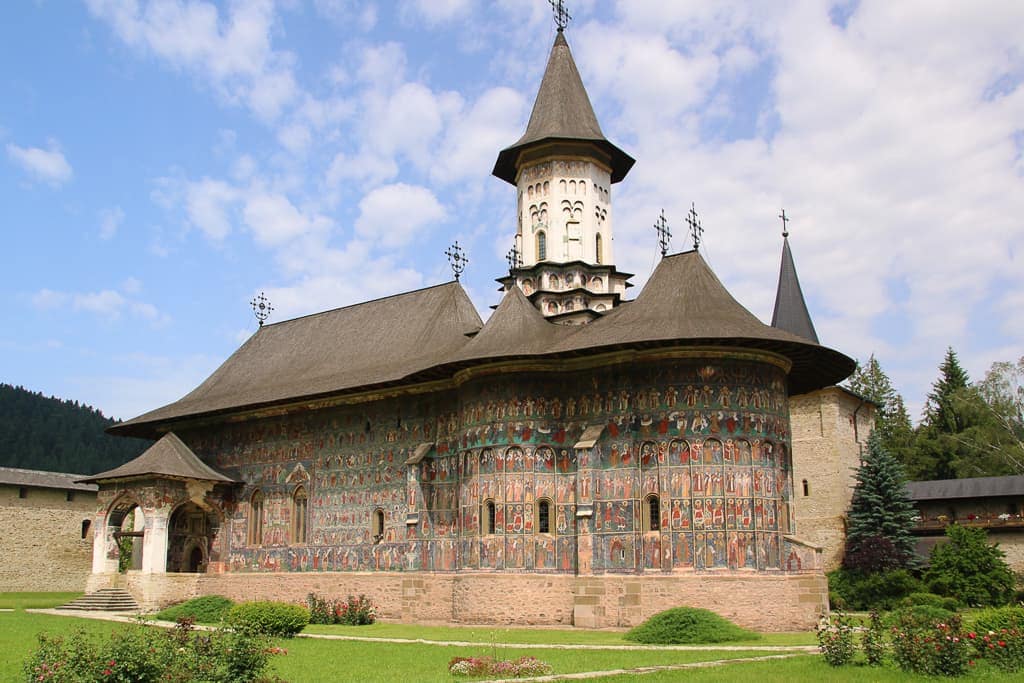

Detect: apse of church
[183, 354, 798, 576]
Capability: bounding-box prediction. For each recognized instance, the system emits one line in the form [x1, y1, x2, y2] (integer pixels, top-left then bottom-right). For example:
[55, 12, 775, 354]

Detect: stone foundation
[90, 569, 827, 631]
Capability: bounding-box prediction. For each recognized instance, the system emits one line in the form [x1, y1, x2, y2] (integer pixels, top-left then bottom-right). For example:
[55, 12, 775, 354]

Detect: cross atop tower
[506, 244, 522, 271]
[445, 241, 469, 281]
[654, 209, 671, 257]
[779, 208, 790, 238]
[686, 202, 704, 250]
[250, 291, 273, 327]
[549, 0, 571, 31]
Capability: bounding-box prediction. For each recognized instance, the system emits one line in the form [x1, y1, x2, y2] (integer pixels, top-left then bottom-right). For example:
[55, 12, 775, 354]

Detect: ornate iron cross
[250, 291, 274, 327]
[445, 241, 469, 281]
[654, 208, 672, 257]
[779, 208, 790, 238]
[686, 202, 704, 250]
[506, 244, 522, 271]
[549, 0, 571, 31]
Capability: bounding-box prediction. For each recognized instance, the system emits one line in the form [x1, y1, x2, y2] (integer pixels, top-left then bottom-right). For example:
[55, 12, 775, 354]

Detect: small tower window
[248, 490, 264, 545]
[293, 486, 308, 544]
[18, 487, 27, 499]
[802, 479, 810, 497]
[537, 499, 551, 534]
[81, 519, 92, 539]
[537, 231, 547, 261]
[483, 499, 496, 535]
[372, 508, 385, 544]
[644, 494, 660, 531]
[595, 233, 603, 264]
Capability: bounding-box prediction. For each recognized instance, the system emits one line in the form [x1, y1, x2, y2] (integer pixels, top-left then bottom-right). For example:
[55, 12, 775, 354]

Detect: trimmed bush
[901, 592, 960, 612]
[226, 601, 309, 638]
[156, 595, 234, 624]
[827, 567, 922, 610]
[885, 604, 956, 629]
[925, 524, 1014, 606]
[970, 606, 1024, 634]
[623, 607, 757, 644]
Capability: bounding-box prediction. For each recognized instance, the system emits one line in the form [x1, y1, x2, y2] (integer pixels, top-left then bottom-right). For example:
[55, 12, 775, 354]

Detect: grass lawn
[0, 592, 82, 609]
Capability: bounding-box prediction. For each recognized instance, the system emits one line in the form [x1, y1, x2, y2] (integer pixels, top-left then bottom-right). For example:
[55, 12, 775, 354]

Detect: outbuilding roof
[78, 432, 236, 484]
[906, 475, 1024, 501]
[0, 466, 97, 492]
[492, 31, 634, 184]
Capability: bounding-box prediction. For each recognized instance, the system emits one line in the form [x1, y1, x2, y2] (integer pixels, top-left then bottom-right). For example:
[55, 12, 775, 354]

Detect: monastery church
[81, 24, 872, 631]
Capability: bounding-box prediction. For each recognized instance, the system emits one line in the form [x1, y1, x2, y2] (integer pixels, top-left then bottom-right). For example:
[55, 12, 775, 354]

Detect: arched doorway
[166, 502, 219, 573]
[105, 497, 145, 573]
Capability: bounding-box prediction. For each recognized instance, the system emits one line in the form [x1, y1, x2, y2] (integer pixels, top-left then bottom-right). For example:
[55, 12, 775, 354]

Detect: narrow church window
[373, 508, 385, 543]
[18, 487, 27, 499]
[293, 486, 308, 544]
[644, 494, 660, 531]
[81, 519, 91, 539]
[802, 479, 810, 497]
[537, 499, 551, 534]
[537, 231, 547, 261]
[483, 499, 496, 535]
[595, 233, 603, 264]
[248, 490, 264, 545]
[66, 490, 75, 502]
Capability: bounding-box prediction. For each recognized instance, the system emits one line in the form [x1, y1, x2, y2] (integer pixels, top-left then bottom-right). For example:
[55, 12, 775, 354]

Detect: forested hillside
[0, 383, 150, 475]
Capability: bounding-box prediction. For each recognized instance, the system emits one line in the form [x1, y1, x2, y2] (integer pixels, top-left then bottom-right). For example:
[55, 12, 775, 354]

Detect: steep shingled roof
[771, 235, 819, 343]
[492, 31, 634, 184]
[453, 285, 563, 361]
[0, 466, 97, 492]
[111, 282, 482, 436]
[78, 433, 235, 484]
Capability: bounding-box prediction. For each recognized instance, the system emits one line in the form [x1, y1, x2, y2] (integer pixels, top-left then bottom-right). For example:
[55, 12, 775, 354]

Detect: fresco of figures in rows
[175, 356, 793, 574]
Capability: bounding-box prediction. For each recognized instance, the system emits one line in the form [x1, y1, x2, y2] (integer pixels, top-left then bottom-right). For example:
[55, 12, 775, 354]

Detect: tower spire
[770, 213, 819, 343]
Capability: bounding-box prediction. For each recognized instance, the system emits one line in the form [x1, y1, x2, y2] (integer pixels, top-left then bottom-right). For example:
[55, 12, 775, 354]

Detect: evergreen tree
[909, 348, 980, 480]
[923, 347, 971, 433]
[924, 524, 1014, 606]
[842, 431, 919, 572]
[846, 354, 916, 466]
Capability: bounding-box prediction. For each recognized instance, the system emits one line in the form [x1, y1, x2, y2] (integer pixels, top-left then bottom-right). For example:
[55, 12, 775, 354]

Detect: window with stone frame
[643, 494, 661, 532]
[371, 508, 385, 544]
[537, 231, 547, 261]
[483, 499, 496, 535]
[293, 486, 308, 544]
[248, 490, 264, 545]
[537, 498, 552, 534]
[595, 233, 603, 264]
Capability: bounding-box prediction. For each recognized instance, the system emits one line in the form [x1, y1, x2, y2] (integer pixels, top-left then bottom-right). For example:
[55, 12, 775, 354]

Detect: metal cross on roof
[506, 244, 522, 271]
[445, 241, 469, 281]
[686, 202, 704, 250]
[654, 208, 672, 257]
[250, 291, 274, 327]
[779, 208, 790, 238]
[549, 0, 571, 31]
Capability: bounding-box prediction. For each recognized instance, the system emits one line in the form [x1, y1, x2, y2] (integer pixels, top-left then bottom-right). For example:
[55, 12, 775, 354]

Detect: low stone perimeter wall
[90, 570, 827, 631]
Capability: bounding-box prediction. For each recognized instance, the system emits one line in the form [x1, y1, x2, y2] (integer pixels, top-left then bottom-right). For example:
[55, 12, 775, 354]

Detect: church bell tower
[493, 20, 635, 324]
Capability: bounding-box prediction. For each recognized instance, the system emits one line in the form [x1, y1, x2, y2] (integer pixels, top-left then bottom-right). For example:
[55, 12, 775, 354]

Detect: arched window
[644, 494, 660, 531]
[595, 233, 603, 264]
[483, 499, 496, 535]
[248, 491, 264, 546]
[537, 231, 547, 261]
[537, 498, 552, 534]
[372, 508, 385, 543]
[293, 486, 308, 544]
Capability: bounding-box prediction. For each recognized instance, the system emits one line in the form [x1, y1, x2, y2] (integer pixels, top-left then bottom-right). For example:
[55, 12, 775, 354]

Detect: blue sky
[2, 0, 1023, 423]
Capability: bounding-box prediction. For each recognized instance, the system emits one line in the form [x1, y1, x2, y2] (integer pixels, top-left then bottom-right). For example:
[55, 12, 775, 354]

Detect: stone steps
[60, 588, 139, 612]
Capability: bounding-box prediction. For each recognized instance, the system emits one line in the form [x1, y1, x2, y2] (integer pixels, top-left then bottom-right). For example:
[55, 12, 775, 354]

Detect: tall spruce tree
[923, 347, 971, 432]
[908, 347, 978, 480]
[846, 354, 916, 466]
[842, 431, 919, 572]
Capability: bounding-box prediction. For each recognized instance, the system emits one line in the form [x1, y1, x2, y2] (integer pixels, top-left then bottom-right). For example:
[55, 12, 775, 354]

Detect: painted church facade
[82, 26, 866, 631]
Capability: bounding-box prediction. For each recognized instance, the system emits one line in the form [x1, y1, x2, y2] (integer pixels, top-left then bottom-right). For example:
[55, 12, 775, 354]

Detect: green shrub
[892, 613, 971, 676]
[970, 606, 1024, 634]
[901, 592, 960, 612]
[816, 611, 855, 666]
[22, 619, 278, 682]
[827, 567, 922, 610]
[885, 604, 956, 629]
[862, 610, 886, 666]
[156, 595, 234, 624]
[925, 524, 1014, 606]
[306, 593, 377, 626]
[226, 601, 309, 638]
[623, 607, 757, 644]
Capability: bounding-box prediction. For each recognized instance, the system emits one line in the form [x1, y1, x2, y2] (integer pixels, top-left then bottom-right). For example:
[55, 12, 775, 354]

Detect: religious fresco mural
[178, 357, 795, 576]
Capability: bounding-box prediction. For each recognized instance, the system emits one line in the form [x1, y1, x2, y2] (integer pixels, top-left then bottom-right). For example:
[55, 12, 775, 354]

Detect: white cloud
[402, 0, 472, 25]
[184, 177, 238, 239]
[6, 140, 73, 186]
[30, 282, 169, 327]
[355, 183, 446, 248]
[99, 206, 125, 240]
[432, 86, 527, 184]
[242, 191, 331, 247]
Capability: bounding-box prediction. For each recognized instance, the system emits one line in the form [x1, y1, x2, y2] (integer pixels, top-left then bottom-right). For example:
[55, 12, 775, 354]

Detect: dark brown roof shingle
[78, 432, 235, 484]
[0, 466, 97, 492]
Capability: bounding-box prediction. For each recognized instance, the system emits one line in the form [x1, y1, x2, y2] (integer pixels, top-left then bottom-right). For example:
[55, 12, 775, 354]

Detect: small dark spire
[250, 292, 273, 327]
[654, 209, 671, 257]
[445, 241, 469, 281]
[686, 203, 704, 250]
[549, 0, 571, 31]
[771, 215, 819, 343]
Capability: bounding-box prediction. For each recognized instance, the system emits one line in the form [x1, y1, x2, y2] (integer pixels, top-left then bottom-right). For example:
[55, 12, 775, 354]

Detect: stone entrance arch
[166, 501, 221, 573]
[93, 496, 146, 574]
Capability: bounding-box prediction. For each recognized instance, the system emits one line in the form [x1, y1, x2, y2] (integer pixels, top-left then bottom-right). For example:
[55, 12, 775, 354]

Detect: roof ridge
[262, 280, 461, 328]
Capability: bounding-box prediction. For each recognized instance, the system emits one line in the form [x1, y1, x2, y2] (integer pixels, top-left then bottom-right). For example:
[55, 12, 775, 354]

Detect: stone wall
[112, 569, 824, 631]
[789, 387, 874, 570]
[0, 484, 96, 591]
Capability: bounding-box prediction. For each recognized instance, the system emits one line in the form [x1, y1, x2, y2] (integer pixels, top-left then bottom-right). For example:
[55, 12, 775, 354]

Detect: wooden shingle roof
[78, 433, 235, 484]
[0, 466, 97, 492]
